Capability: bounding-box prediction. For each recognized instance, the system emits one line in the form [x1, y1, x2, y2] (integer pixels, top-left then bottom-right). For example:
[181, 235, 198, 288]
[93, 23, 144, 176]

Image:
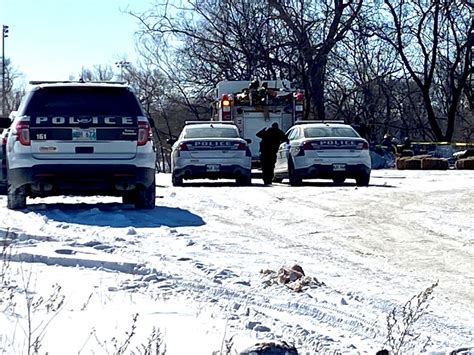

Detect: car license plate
[206, 164, 220, 172]
[72, 128, 96, 141]
[332, 163, 346, 171]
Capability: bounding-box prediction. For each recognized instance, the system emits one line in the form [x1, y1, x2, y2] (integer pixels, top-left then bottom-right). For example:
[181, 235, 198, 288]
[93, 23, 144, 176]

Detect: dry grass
[383, 281, 438, 355]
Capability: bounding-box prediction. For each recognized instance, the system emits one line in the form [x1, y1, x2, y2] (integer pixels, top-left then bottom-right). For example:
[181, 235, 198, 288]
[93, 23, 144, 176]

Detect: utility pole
[115, 61, 130, 81]
[2, 25, 9, 115]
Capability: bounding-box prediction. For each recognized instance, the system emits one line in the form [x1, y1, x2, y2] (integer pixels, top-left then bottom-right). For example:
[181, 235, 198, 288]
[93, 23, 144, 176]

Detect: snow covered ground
[0, 169, 473, 354]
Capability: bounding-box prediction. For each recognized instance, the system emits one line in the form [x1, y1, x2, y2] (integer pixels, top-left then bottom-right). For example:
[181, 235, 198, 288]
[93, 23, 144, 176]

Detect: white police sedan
[169, 122, 252, 186]
[273, 121, 371, 186]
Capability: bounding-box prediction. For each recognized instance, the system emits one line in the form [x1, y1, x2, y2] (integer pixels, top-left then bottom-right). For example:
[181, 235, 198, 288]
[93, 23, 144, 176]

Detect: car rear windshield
[184, 126, 239, 139]
[304, 126, 359, 138]
[25, 87, 144, 116]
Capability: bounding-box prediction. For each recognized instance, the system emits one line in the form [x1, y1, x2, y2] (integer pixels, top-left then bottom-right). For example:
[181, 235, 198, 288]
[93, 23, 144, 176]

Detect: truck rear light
[221, 94, 232, 120]
[137, 121, 150, 146]
[16, 121, 30, 146]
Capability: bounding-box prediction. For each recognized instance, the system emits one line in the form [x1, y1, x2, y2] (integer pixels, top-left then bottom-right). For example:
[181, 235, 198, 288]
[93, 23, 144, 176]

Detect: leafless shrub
[92, 313, 166, 355]
[0, 229, 16, 315]
[384, 281, 439, 354]
[23, 280, 66, 355]
[136, 326, 167, 355]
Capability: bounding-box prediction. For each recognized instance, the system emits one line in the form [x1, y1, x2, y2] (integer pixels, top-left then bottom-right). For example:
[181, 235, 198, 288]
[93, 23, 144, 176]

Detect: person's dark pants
[260, 153, 277, 184]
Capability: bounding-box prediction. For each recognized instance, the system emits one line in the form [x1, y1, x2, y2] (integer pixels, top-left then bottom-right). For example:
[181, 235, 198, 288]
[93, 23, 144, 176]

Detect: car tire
[236, 174, 252, 186]
[272, 176, 283, 183]
[122, 192, 135, 205]
[288, 158, 301, 186]
[134, 179, 156, 209]
[356, 173, 370, 187]
[172, 173, 183, 187]
[7, 184, 27, 210]
[333, 177, 346, 185]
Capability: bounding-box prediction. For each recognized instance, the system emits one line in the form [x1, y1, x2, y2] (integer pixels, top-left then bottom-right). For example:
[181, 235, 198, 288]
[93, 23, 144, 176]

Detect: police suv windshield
[25, 87, 143, 116]
[304, 126, 359, 138]
[184, 126, 239, 139]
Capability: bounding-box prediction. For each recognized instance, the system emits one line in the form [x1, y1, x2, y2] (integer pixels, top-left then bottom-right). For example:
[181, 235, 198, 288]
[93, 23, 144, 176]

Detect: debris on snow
[239, 341, 298, 355]
[261, 264, 324, 292]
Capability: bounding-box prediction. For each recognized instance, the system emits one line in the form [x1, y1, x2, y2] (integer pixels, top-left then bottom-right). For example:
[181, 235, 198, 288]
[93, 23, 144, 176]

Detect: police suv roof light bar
[29, 80, 128, 85]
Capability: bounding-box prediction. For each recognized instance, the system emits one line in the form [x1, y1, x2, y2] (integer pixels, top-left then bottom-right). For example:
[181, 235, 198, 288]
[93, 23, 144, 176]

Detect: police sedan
[273, 121, 371, 186]
[169, 122, 252, 186]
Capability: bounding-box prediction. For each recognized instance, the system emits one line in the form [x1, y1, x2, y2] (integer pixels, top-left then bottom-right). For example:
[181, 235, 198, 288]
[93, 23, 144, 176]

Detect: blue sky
[0, 0, 152, 85]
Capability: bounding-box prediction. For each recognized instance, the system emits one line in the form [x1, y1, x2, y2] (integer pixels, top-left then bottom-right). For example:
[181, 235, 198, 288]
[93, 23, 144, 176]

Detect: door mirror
[245, 138, 252, 144]
[0, 116, 11, 129]
[166, 138, 176, 145]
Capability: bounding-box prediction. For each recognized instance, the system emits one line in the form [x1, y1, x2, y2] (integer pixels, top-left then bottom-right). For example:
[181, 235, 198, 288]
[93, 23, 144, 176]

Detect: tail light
[177, 142, 189, 157]
[357, 141, 369, 150]
[294, 92, 304, 102]
[137, 121, 151, 146]
[16, 121, 30, 146]
[296, 141, 314, 156]
[178, 142, 189, 151]
[236, 142, 252, 157]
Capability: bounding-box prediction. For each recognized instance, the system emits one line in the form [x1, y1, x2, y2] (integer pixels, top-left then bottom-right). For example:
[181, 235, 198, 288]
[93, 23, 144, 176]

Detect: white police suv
[169, 122, 252, 186]
[4, 81, 156, 210]
[273, 121, 371, 186]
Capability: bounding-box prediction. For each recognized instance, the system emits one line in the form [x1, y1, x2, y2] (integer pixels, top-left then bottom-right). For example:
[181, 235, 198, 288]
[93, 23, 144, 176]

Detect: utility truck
[211, 79, 304, 166]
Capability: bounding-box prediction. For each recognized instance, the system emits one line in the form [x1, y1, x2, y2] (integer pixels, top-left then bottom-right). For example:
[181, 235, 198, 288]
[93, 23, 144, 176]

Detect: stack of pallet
[396, 155, 449, 170]
[455, 157, 474, 170]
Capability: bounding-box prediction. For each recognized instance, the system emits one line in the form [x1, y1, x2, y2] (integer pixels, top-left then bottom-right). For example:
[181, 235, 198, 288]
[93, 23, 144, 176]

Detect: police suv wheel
[7, 184, 27, 210]
[134, 179, 156, 209]
[122, 193, 135, 205]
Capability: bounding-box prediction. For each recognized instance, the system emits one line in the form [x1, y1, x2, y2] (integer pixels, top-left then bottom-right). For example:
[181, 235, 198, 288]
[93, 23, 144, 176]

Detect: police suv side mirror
[166, 138, 176, 145]
[245, 138, 252, 144]
[0, 116, 11, 129]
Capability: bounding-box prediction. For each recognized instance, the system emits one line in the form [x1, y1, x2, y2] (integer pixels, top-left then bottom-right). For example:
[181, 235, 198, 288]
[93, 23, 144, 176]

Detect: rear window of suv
[184, 126, 239, 139]
[304, 126, 359, 138]
[25, 86, 143, 116]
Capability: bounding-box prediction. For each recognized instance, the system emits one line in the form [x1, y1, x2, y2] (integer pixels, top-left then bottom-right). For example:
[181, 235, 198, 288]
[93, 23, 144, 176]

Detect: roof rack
[184, 120, 235, 125]
[29, 80, 127, 85]
[295, 120, 346, 124]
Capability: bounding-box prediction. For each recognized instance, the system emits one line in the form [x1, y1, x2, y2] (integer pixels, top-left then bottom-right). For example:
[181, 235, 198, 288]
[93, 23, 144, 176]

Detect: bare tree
[373, 0, 473, 142]
[77, 64, 115, 81]
[0, 57, 25, 114]
[268, 0, 363, 120]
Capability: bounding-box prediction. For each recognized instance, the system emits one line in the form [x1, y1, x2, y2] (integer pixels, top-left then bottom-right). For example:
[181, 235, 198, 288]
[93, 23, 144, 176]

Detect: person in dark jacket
[351, 116, 369, 141]
[256, 122, 288, 184]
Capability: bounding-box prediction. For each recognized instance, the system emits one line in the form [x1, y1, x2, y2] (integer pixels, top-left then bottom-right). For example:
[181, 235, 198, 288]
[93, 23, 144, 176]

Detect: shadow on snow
[25, 202, 205, 228]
